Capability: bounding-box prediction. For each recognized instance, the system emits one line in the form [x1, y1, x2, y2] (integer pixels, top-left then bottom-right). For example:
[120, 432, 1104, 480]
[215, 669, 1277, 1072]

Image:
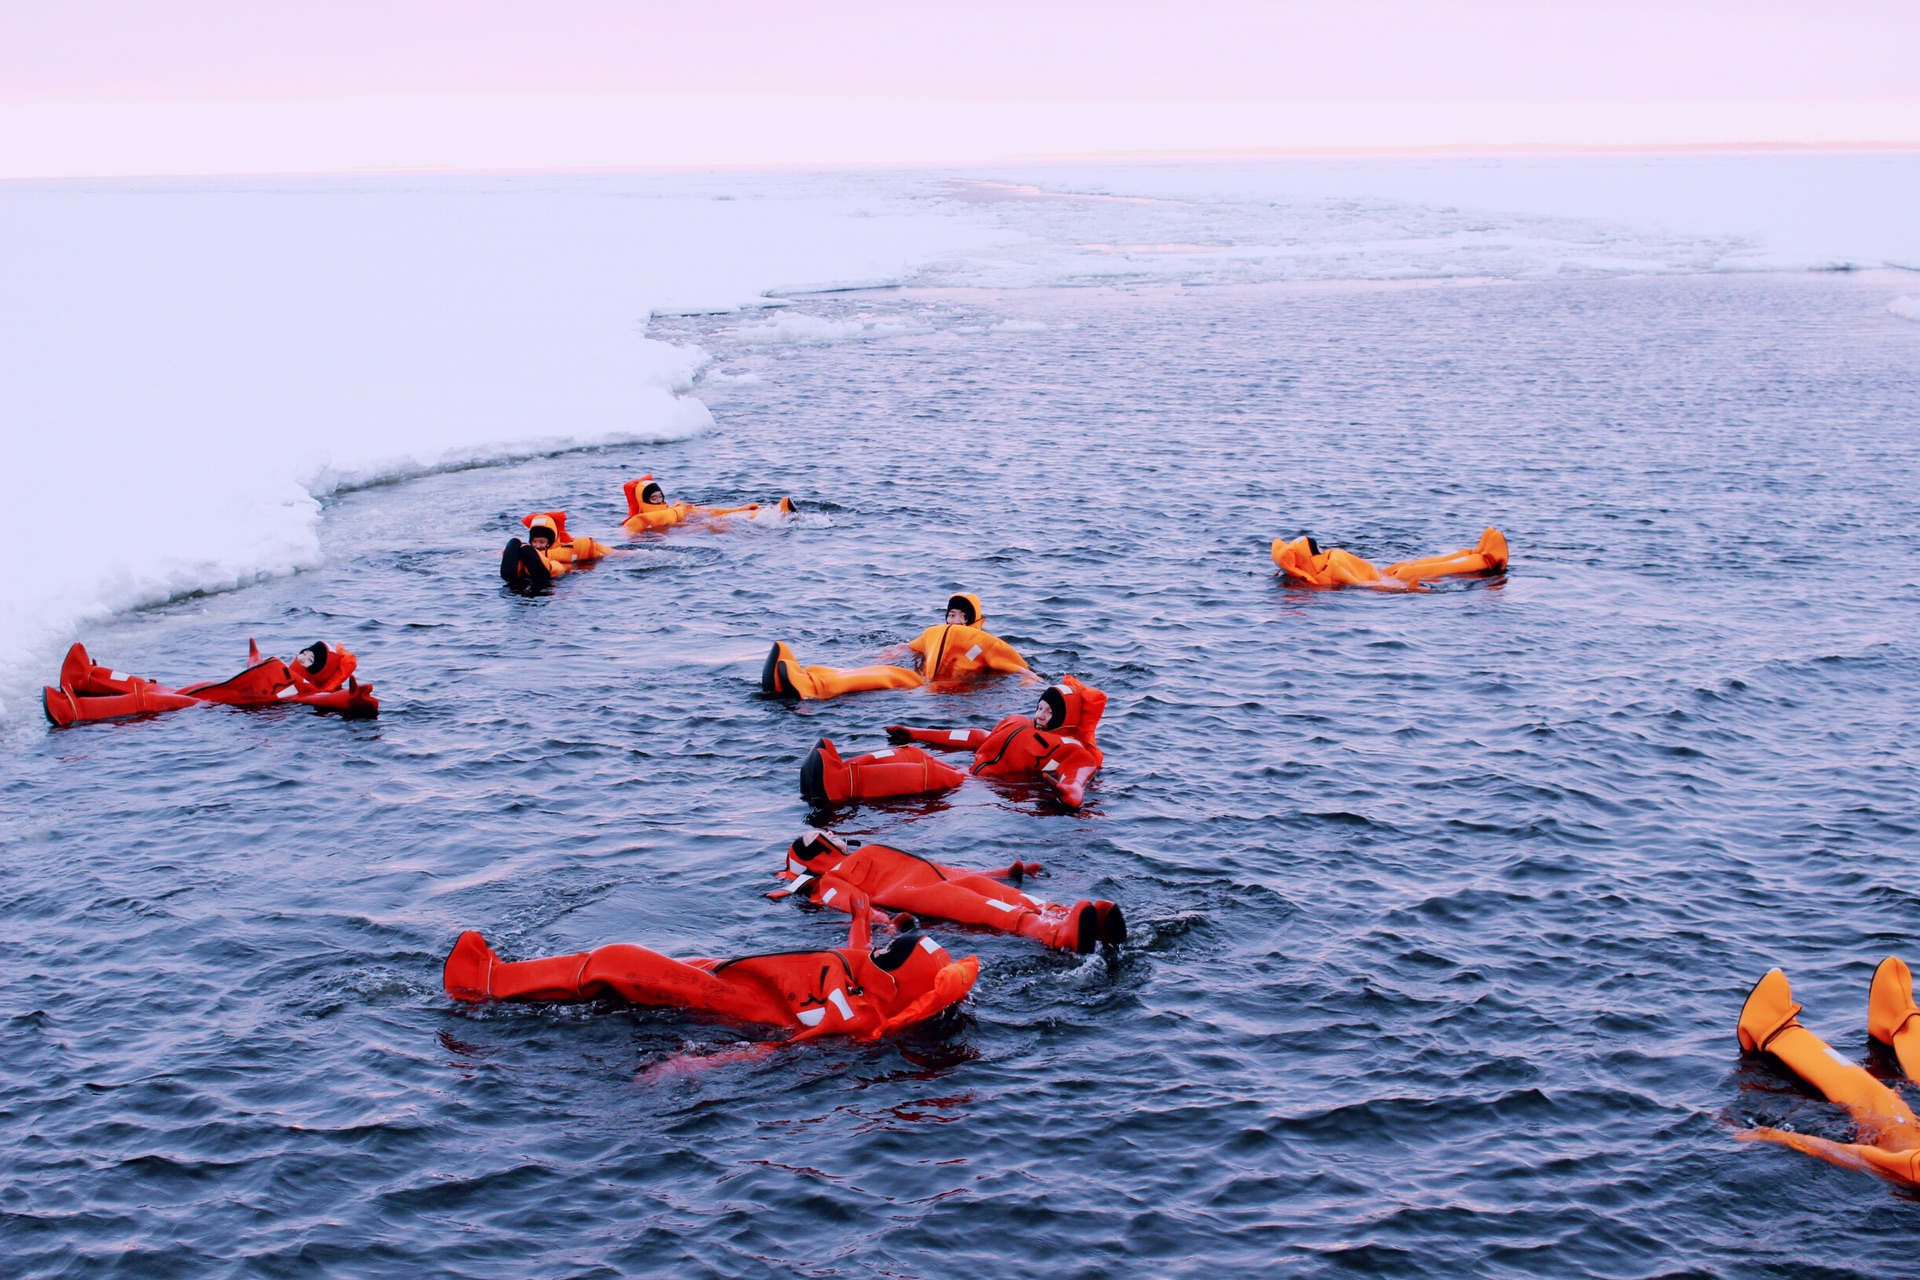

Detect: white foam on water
[728, 313, 928, 345]
[1891, 296, 1920, 321]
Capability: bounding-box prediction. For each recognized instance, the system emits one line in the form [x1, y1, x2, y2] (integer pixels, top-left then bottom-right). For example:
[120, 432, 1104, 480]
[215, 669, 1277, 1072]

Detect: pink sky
[3, 1, 1917, 175]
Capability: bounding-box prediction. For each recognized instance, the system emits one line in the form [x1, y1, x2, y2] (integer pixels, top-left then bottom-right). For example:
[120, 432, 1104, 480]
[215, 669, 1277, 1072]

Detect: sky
[2, 1, 1918, 176]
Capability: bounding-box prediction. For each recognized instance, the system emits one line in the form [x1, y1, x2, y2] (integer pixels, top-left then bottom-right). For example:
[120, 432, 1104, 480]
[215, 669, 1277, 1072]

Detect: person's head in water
[527, 519, 557, 553]
[1302, 535, 1322, 557]
[944, 594, 977, 627]
[294, 642, 330, 674]
[641, 481, 666, 506]
[1035, 685, 1068, 731]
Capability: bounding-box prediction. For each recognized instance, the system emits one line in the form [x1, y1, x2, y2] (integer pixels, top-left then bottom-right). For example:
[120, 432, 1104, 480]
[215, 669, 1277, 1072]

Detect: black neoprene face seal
[870, 933, 926, 971]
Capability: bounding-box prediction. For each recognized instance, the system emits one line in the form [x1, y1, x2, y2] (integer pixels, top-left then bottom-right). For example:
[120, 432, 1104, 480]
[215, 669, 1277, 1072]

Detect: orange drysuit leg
[1870, 957, 1920, 1082]
[800, 739, 967, 806]
[763, 642, 924, 700]
[1737, 967, 1920, 1186]
[443, 932, 791, 1026]
[1385, 528, 1510, 582]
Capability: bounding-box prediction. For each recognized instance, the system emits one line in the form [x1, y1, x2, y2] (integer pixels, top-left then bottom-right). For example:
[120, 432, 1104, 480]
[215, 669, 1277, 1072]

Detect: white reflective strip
[276, 686, 298, 699]
[828, 988, 855, 1019]
[788, 857, 807, 874]
[1063, 737, 1081, 747]
[919, 937, 941, 953]
[966, 644, 983, 661]
[790, 875, 816, 896]
[872, 749, 894, 759]
[1022, 893, 1044, 907]
[1042, 759, 1059, 773]
[822, 887, 838, 903]
[796, 1007, 826, 1027]
[949, 729, 971, 743]
[1826, 1046, 1856, 1067]
[986, 898, 1017, 913]
[109, 670, 128, 682]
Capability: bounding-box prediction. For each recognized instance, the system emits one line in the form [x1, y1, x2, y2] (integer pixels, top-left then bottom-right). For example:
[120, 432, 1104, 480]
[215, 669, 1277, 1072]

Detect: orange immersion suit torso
[888, 675, 1107, 808]
[442, 908, 978, 1043]
[523, 512, 613, 571]
[770, 831, 1123, 953]
[1735, 962, 1920, 1187]
[762, 594, 1031, 701]
[1272, 528, 1508, 588]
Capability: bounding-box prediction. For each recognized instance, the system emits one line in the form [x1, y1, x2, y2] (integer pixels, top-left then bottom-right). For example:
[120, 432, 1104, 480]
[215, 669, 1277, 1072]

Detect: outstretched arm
[886, 725, 988, 750]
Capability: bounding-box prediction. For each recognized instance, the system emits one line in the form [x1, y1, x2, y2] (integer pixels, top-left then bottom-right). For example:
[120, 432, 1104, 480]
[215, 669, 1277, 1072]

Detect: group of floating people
[45, 465, 1903, 1194]
[448, 494, 1524, 1055]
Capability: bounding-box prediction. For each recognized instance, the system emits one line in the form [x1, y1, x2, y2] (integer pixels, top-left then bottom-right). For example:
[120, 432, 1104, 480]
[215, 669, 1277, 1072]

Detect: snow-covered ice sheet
[3, 154, 1918, 716]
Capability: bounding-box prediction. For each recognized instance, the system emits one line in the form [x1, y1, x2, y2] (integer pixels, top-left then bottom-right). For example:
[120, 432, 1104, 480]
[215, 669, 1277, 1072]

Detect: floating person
[1272, 528, 1509, 588]
[441, 903, 978, 1044]
[621, 474, 792, 534]
[43, 640, 378, 726]
[762, 592, 1032, 700]
[499, 511, 614, 592]
[800, 675, 1107, 810]
[883, 675, 1107, 808]
[1734, 959, 1920, 1187]
[769, 829, 1125, 953]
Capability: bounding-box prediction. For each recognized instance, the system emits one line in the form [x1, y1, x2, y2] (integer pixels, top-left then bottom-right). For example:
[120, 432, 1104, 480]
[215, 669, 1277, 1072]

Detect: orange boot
[1869, 957, 1920, 1081]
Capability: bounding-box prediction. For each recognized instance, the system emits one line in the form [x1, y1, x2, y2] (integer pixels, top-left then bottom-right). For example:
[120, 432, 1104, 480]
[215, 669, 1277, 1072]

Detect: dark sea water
[4, 273, 1919, 1278]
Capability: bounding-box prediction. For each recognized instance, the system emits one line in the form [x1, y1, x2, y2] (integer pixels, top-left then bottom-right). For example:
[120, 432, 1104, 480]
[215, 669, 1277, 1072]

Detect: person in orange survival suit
[770, 829, 1126, 953]
[1271, 528, 1508, 588]
[1734, 958, 1920, 1187]
[762, 593, 1032, 700]
[499, 512, 618, 592]
[884, 675, 1107, 808]
[621, 474, 793, 534]
[442, 901, 978, 1044]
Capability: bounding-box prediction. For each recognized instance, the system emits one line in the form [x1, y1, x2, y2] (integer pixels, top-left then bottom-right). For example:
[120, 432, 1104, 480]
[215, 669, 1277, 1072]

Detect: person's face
[945, 608, 968, 626]
[293, 651, 315, 670]
[1032, 697, 1055, 729]
[530, 534, 554, 553]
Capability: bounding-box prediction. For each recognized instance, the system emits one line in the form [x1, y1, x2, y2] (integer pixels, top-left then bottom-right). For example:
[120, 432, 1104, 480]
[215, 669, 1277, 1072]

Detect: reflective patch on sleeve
[986, 898, 1017, 913]
[872, 749, 894, 759]
[823, 887, 839, 903]
[949, 729, 971, 742]
[1022, 893, 1044, 907]
[1826, 1046, 1858, 1067]
[1042, 759, 1059, 773]
[790, 875, 816, 897]
[828, 988, 855, 1020]
[919, 936, 942, 953]
[109, 671, 128, 682]
[966, 645, 983, 661]
[276, 686, 298, 699]
[797, 1006, 827, 1027]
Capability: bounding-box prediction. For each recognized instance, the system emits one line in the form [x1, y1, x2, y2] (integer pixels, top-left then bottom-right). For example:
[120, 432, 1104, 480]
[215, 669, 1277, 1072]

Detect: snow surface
[3, 155, 1918, 718]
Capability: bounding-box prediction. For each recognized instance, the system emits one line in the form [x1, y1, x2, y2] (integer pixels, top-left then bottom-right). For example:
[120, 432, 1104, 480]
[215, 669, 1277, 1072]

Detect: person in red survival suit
[769, 829, 1126, 953]
[885, 675, 1107, 808]
[799, 676, 1106, 810]
[762, 592, 1032, 701]
[289, 641, 355, 693]
[442, 900, 979, 1043]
